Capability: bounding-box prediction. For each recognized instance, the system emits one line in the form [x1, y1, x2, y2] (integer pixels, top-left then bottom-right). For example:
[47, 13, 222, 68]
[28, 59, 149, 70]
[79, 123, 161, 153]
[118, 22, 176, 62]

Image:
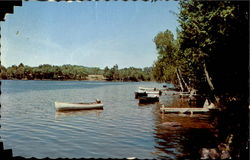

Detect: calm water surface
[0, 80, 216, 159]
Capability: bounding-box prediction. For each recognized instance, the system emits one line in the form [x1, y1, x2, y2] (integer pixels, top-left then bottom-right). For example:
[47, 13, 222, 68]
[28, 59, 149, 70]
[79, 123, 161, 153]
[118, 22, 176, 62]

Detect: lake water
[0, 80, 216, 159]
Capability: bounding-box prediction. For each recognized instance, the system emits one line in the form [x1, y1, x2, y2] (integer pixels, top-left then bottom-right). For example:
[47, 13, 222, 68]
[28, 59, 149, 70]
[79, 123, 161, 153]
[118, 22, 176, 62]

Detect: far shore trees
[103, 64, 152, 81]
[0, 64, 153, 82]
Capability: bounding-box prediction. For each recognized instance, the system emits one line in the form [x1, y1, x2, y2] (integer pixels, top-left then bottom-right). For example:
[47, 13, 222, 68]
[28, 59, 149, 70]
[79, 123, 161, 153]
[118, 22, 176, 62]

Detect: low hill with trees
[0, 63, 153, 82]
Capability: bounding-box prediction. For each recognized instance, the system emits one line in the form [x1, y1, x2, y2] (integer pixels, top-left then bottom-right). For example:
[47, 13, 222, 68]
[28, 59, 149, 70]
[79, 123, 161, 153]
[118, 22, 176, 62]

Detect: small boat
[135, 91, 147, 99]
[160, 99, 217, 114]
[138, 87, 162, 93]
[138, 95, 159, 104]
[160, 106, 209, 114]
[55, 99, 103, 111]
[163, 85, 180, 91]
[138, 87, 157, 91]
[135, 87, 162, 98]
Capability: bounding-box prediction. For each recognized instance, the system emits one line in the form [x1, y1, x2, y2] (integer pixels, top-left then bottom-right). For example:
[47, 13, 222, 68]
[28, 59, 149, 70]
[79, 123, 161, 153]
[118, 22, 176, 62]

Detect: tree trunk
[204, 63, 214, 91]
[178, 69, 190, 92]
[176, 68, 184, 92]
[203, 63, 220, 104]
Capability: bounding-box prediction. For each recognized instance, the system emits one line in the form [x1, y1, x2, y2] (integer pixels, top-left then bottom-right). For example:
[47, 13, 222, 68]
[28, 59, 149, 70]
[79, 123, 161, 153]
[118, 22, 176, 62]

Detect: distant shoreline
[1, 64, 153, 82]
[0, 78, 152, 82]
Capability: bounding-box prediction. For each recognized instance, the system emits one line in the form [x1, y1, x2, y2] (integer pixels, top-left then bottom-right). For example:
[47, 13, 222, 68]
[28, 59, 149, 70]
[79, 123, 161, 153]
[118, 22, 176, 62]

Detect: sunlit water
[0, 80, 216, 159]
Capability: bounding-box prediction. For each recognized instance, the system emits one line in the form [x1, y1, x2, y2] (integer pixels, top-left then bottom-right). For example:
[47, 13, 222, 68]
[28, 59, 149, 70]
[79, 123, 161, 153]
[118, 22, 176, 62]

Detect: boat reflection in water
[55, 109, 103, 119]
[138, 102, 159, 107]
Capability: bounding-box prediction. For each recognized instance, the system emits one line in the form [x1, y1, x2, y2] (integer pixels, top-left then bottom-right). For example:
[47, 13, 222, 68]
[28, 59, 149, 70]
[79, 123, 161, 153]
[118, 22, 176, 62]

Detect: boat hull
[135, 92, 147, 99]
[135, 90, 161, 98]
[160, 107, 209, 114]
[55, 102, 103, 111]
[138, 96, 159, 104]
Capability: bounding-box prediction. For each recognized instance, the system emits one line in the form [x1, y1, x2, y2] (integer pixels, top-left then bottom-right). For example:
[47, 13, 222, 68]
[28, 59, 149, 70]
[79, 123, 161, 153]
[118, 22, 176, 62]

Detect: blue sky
[1, 1, 179, 69]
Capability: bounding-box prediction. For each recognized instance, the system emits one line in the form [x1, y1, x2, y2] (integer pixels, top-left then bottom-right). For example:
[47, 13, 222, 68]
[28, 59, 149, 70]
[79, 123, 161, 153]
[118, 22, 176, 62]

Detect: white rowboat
[55, 101, 103, 111]
[138, 87, 157, 91]
[135, 87, 162, 98]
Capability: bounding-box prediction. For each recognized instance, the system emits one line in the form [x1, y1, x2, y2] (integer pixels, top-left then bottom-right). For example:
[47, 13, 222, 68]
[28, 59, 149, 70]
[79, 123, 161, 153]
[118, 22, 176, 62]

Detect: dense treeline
[0, 63, 152, 81]
[152, 1, 249, 158]
[103, 64, 152, 81]
[153, 0, 248, 103]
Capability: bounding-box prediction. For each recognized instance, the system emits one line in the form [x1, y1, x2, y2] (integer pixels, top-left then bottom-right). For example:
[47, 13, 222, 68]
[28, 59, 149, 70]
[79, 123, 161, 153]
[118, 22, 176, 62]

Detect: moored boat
[138, 87, 162, 93]
[138, 95, 159, 104]
[135, 90, 148, 99]
[55, 100, 103, 111]
[160, 106, 209, 114]
[135, 87, 162, 98]
[160, 99, 217, 114]
[138, 87, 157, 90]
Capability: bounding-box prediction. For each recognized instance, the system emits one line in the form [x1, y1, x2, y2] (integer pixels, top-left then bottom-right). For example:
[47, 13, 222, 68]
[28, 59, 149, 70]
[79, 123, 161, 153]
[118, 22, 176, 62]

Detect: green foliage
[0, 65, 7, 79]
[153, 1, 248, 97]
[103, 65, 152, 81]
[0, 63, 152, 82]
[0, 63, 88, 80]
[177, 2, 249, 158]
[152, 2, 249, 157]
[103, 66, 113, 80]
[152, 29, 179, 83]
[178, 0, 249, 97]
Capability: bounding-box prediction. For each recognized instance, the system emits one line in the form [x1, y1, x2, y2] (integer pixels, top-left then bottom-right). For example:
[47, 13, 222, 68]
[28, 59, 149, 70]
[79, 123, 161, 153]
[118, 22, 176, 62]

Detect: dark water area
[0, 80, 217, 159]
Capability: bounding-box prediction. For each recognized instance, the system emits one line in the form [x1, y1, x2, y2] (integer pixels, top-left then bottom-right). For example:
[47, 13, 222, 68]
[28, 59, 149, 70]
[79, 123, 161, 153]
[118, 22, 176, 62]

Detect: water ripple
[1, 80, 214, 159]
